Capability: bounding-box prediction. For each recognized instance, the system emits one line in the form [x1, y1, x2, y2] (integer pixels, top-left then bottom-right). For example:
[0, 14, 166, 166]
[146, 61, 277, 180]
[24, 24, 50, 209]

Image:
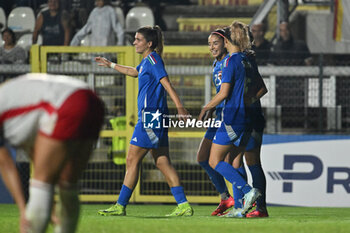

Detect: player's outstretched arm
[160, 77, 190, 121]
[95, 57, 138, 77]
[0, 147, 28, 233]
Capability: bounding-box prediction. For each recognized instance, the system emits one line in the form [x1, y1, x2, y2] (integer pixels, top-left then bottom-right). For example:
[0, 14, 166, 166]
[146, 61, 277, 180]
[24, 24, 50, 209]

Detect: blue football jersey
[136, 51, 168, 120]
[213, 52, 266, 147]
[212, 54, 229, 117]
[221, 52, 249, 127]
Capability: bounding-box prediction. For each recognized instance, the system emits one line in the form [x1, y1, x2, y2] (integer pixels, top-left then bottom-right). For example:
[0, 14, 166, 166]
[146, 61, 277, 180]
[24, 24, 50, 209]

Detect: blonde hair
[230, 21, 251, 52]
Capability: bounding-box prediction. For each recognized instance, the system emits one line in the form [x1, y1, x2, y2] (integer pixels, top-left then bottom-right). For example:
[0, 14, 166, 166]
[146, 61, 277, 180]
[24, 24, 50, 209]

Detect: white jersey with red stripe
[0, 73, 90, 150]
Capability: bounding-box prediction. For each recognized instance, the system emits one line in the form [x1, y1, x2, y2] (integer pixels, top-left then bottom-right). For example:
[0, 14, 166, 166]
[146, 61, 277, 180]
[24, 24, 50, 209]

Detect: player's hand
[198, 107, 212, 121]
[244, 49, 256, 58]
[206, 108, 214, 120]
[177, 107, 190, 122]
[94, 56, 111, 68]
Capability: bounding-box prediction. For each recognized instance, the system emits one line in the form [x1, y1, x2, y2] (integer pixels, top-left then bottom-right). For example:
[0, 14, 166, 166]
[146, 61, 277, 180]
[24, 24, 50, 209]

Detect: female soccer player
[0, 73, 105, 233]
[243, 46, 269, 219]
[198, 28, 249, 216]
[199, 21, 265, 217]
[95, 25, 193, 217]
[224, 26, 269, 218]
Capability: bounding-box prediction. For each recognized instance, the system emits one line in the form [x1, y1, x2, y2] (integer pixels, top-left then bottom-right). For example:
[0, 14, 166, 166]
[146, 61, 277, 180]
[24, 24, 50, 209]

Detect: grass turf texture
[1, 204, 349, 233]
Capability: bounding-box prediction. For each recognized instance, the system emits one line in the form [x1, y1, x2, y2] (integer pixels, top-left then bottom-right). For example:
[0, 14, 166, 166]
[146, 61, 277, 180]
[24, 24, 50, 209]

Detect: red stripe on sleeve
[0, 102, 56, 124]
[150, 54, 157, 63]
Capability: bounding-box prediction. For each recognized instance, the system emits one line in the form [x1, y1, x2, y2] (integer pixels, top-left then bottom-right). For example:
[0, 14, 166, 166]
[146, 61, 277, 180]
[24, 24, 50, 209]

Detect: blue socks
[117, 184, 133, 207]
[170, 186, 188, 204]
[199, 160, 228, 194]
[233, 166, 247, 208]
[248, 164, 266, 209]
[215, 161, 251, 194]
[118, 185, 189, 207]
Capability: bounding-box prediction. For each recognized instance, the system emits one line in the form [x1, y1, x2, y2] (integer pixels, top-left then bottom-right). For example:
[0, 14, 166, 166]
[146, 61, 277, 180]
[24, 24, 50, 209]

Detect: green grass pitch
[1, 204, 350, 233]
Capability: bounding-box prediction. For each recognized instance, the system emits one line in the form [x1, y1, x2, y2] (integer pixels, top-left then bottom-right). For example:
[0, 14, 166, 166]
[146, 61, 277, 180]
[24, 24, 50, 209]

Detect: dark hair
[102, 0, 111, 5]
[210, 28, 226, 40]
[48, 0, 61, 11]
[1, 28, 16, 44]
[210, 28, 228, 55]
[223, 27, 232, 41]
[248, 26, 254, 43]
[137, 25, 164, 57]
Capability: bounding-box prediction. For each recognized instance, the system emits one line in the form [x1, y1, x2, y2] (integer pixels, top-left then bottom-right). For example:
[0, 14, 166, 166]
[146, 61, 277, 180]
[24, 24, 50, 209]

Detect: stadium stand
[124, 5, 154, 44]
[17, 33, 42, 52]
[197, 0, 263, 5]
[0, 7, 6, 31]
[162, 3, 259, 45]
[125, 5, 155, 32]
[7, 7, 35, 33]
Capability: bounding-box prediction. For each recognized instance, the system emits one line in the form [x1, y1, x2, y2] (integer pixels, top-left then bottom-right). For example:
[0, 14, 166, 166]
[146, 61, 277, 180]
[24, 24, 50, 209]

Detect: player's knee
[208, 158, 218, 169]
[196, 151, 203, 163]
[155, 158, 170, 170]
[154, 160, 163, 169]
[125, 156, 139, 169]
[59, 182, 79, 204]
[244, 154, 261, 166]
[197, 139, 211, 163]
[197, 150, 207, 163]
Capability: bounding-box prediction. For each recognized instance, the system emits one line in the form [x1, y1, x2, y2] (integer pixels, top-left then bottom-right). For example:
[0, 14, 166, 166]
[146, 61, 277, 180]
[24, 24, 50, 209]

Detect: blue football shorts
[130, 121, 168, 148]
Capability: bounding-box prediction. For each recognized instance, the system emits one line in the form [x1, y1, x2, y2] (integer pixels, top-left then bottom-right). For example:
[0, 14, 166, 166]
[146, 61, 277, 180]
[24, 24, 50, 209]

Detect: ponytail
[153, 26, 163, 57]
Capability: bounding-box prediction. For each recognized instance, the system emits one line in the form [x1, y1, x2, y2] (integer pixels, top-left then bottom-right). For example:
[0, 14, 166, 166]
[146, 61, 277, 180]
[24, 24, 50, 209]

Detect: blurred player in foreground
[95, 25, 193, 217]
[0, 73, 104, 233]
